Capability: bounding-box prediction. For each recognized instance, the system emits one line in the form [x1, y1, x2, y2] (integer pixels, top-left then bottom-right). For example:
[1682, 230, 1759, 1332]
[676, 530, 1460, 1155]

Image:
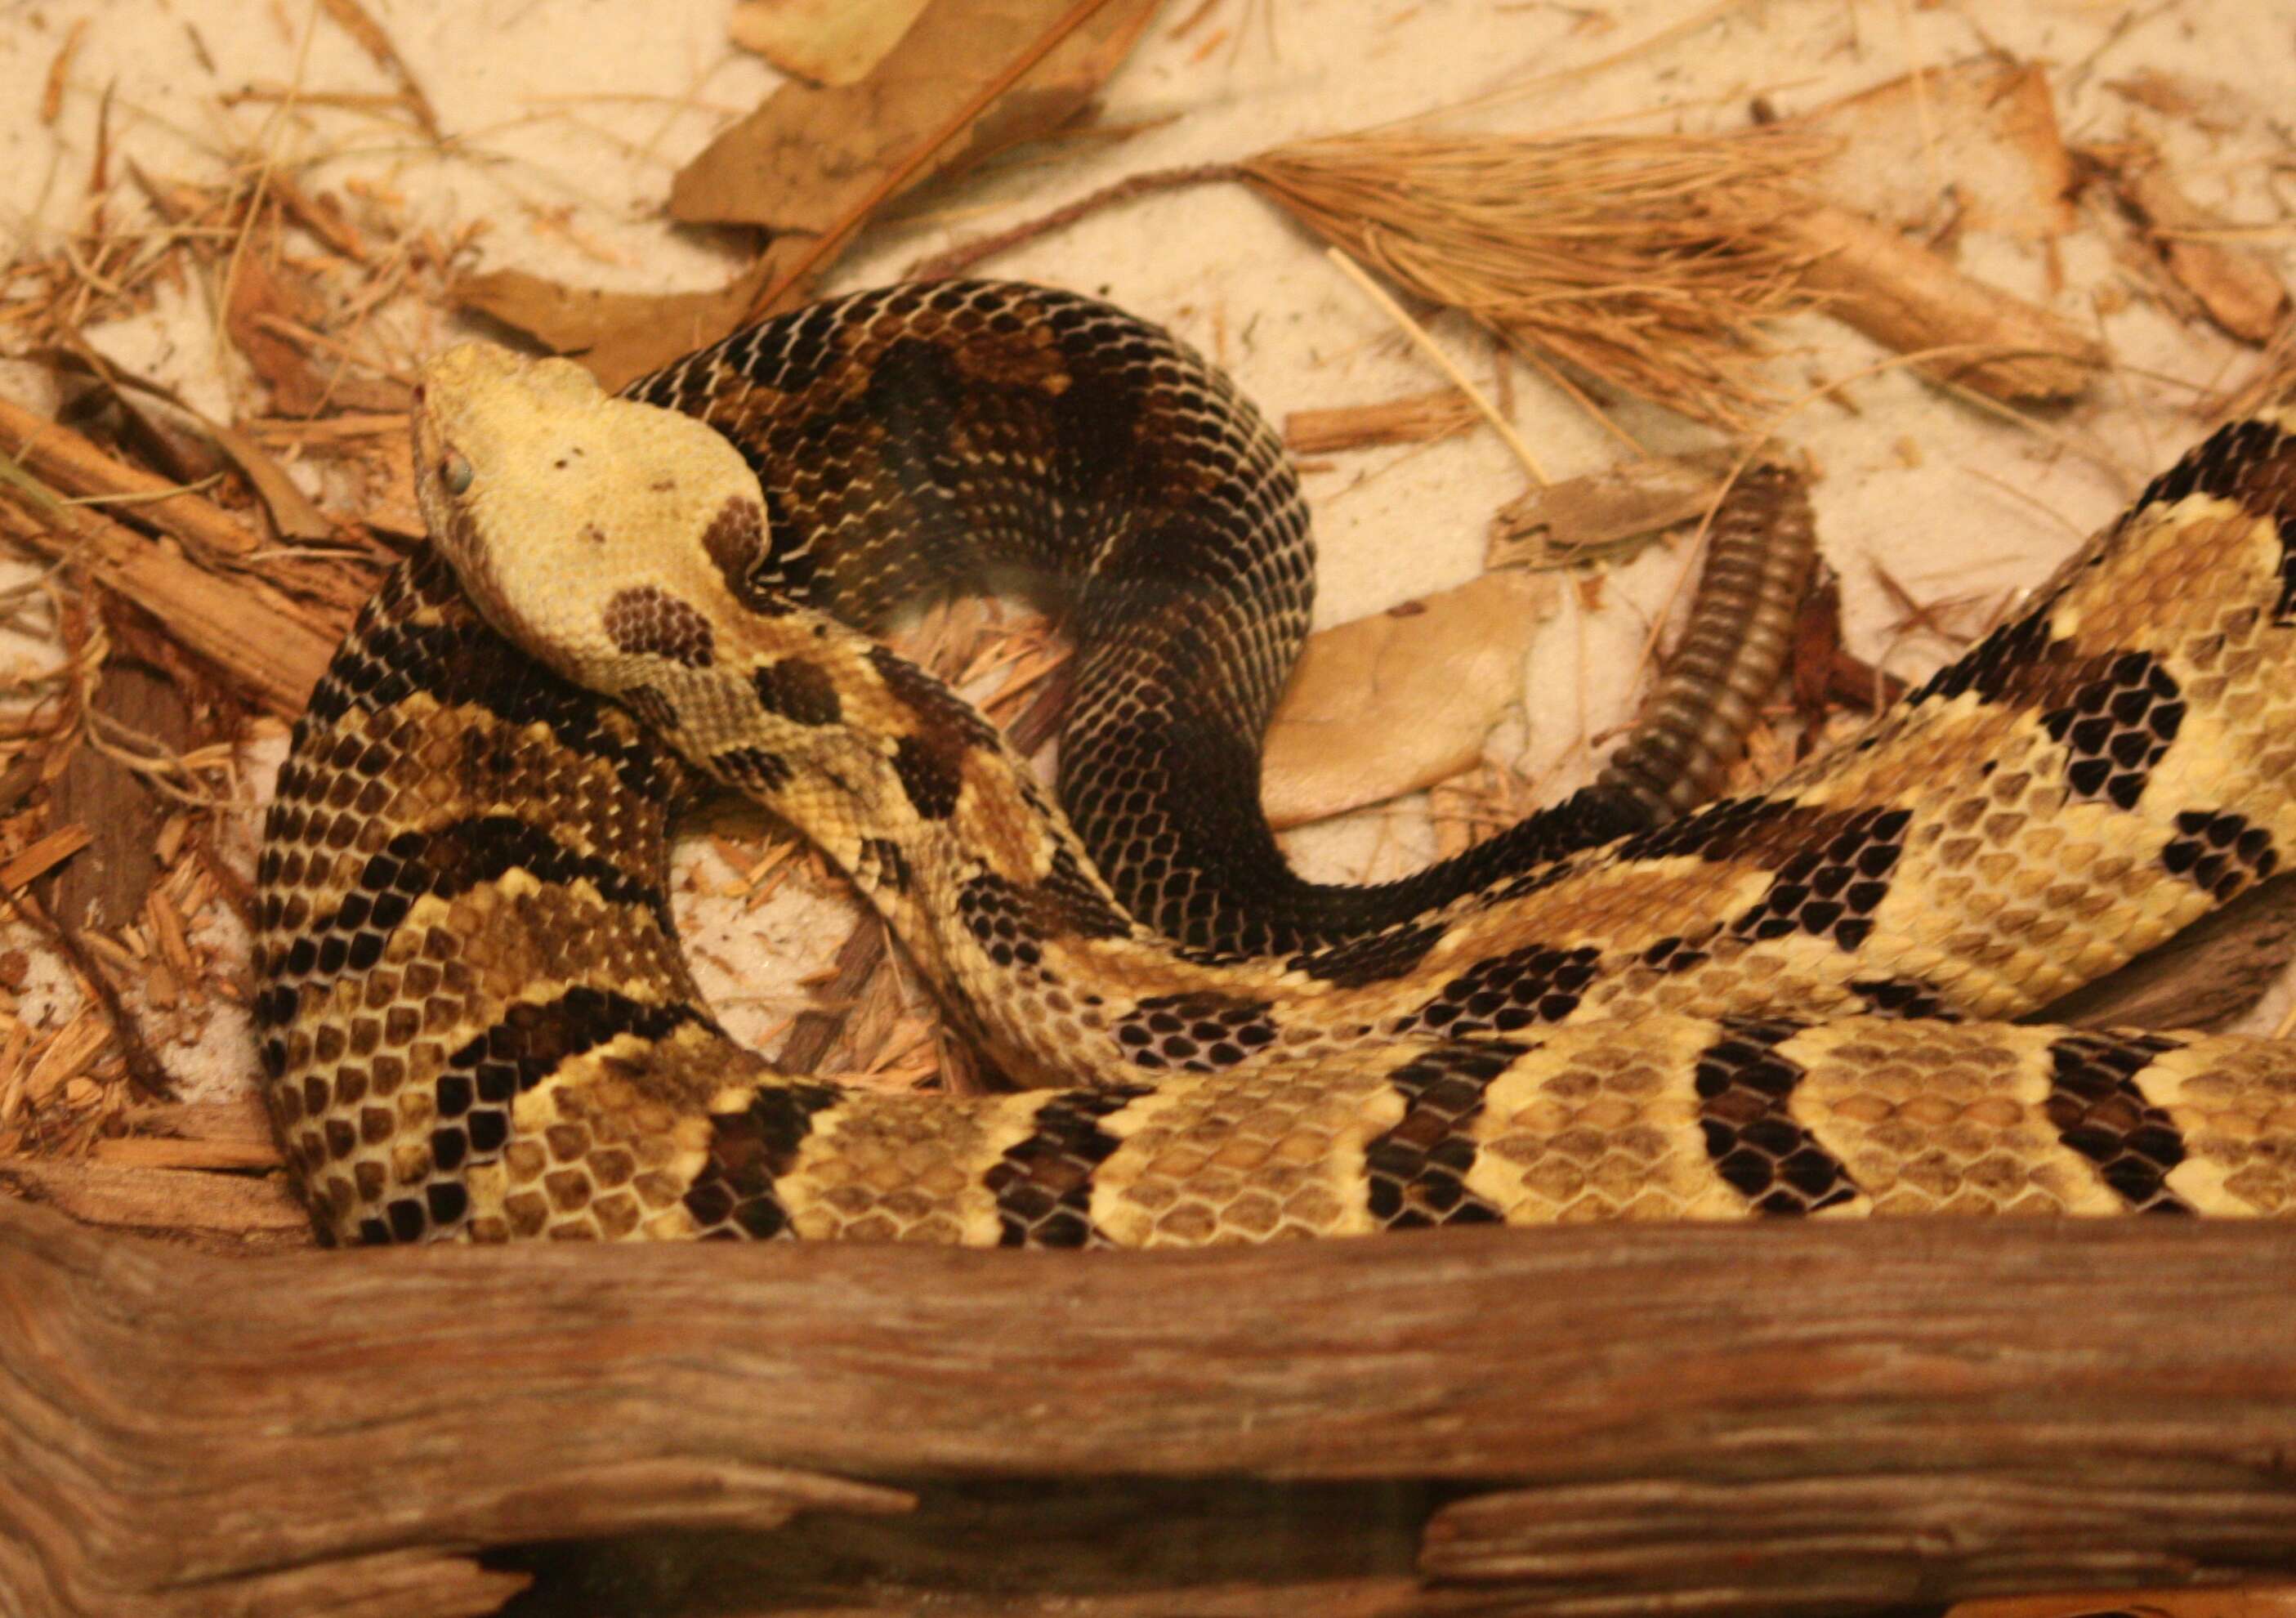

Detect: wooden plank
[2, 1201, 2294, 1614]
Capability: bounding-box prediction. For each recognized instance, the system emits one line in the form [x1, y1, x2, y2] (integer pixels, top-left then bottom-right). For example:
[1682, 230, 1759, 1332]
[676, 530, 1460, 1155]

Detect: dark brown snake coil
[257, 281, 2296, 1247]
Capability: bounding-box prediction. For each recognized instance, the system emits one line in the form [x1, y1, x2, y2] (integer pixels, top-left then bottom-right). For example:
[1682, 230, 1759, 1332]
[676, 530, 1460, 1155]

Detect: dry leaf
[1486, 449, 1737, 568]
[671, 0, 1161, 232]
[1261, 570, 1560, 829]
[452, 253, 786, 391]
[1799, 60, 2077, 241]
[2093, 144, 2290, 344]
[470, 0, 1159, 388]
[203, 413, 336, 541]
[729, 0, 933, 86]
[1785, 199, 2100, 401]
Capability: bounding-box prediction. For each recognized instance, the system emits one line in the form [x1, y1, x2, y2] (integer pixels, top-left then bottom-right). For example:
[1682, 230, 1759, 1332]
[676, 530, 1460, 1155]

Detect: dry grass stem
[1245, 127, 1830, 430]
[1321, 247, 1551, 483]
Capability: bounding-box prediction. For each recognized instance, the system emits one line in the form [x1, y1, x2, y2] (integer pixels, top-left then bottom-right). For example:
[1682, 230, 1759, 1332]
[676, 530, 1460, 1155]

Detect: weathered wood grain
[3, 1200, 2295, 1615]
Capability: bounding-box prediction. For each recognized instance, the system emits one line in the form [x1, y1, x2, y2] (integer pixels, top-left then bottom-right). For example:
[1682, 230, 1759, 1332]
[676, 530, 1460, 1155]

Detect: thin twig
[907, 163, 1242, 281]
[1322, 247, 1551, 485]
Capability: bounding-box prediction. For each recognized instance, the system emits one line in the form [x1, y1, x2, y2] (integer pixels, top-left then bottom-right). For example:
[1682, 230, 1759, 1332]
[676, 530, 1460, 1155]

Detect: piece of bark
[1798, 60, 2078, 240]
[47, 339, 337, 543]
[6, 1202, 2296, 1615]
[0, 403, 338, 716]
[728, 0, 933, 85]
[123, 1093, 279, 1153]
[0, 382, 261, 565]
[1423, 1473, 2296, 1614]
[774, 919, 892, 1076]
[1284, 388, 1477, 456]
[2093, 145, 2290, 344]
[38, 659, 190, 935]
[1260, 570, 1559, 829]
[1784, 199, 2101, 402]
[0, 499, 330, 719]
[53, 368, 228, 492]
[0, 1156, 308, 1248]
[1793, 570, 1907, 719]
[669, 0, 1159, 232]
[221, 221, 404, 444]
[96, 1094, 285, 1173]
[1485, 448, 1738, 567]
[2103, 69, 2248, 134]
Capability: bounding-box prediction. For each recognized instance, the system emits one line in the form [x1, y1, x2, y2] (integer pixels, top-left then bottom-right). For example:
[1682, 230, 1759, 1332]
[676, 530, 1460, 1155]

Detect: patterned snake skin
[255, 282, 2296, 1247]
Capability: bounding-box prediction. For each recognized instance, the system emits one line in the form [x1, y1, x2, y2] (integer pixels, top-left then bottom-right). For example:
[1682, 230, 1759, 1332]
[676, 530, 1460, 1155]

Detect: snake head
[412, 342, 769, 691]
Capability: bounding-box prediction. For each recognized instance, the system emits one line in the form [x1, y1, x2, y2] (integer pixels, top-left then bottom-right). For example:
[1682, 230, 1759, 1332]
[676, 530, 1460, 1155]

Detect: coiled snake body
[257, 280, 2296, 1247]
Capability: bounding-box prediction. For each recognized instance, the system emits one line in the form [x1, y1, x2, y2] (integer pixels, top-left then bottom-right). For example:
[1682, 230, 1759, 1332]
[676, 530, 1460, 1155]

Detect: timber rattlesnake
[255, 281, 2296, 1246]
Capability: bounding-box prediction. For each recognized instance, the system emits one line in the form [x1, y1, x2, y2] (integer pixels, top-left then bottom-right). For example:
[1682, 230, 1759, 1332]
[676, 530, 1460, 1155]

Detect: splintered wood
[0, 78, 456, 1211]
[1284, 387, 1479, 454]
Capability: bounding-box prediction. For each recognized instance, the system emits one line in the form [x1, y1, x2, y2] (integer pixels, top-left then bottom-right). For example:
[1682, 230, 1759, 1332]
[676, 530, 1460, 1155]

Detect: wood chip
[0, 1155, 308, 1244]
[2103, 69, 2245, 133]
[0, 825, 92, 893]
[20, 1008, 109, 1106]
[1284, 388, 1478, 456]
[1783, 199, 2101, 402]
[2092, 143, 2290, 344]
[126, 1096, 275, 1148]
[93, 1134, 283, 1172]
[1261, 570, 1560, 829]
[0, 422, 338, 717]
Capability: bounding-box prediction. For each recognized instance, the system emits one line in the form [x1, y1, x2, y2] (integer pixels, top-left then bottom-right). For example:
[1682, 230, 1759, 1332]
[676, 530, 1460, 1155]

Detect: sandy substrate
[2, 0, 2291, 1105]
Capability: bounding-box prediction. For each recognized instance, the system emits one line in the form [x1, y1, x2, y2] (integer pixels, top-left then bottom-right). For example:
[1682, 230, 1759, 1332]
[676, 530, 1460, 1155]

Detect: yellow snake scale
[255, 280, 2296, 1248]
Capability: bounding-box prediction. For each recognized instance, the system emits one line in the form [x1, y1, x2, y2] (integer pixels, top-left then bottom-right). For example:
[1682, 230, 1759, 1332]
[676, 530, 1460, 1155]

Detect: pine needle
[1243, 126, 1832, 430]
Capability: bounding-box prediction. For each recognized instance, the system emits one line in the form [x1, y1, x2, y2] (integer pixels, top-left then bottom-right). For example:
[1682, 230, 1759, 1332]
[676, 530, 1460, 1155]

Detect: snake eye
[440, 452, 474, 495]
